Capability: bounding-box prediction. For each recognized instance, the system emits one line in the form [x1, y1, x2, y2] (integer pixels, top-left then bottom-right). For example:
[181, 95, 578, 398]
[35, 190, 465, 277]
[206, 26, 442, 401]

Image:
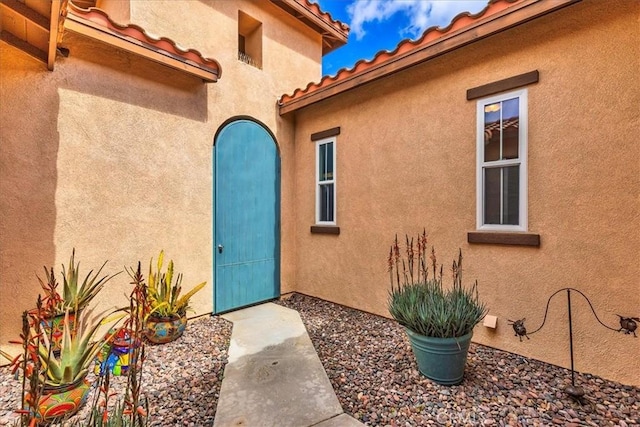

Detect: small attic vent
[238, 11, 262, 69]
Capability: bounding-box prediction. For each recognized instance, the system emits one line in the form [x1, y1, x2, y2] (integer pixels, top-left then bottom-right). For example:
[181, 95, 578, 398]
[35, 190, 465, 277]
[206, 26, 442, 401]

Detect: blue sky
[315, 0, 489, 76]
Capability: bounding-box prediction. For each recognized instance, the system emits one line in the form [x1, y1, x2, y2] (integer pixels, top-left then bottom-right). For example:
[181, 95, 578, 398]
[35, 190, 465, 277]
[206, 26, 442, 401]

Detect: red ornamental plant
[88, 261, 149, 426]
[4, 297, 53, 425]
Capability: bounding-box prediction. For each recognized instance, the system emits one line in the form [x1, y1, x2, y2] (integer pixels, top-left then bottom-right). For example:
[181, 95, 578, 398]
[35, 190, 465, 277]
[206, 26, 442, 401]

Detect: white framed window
[476, 89, 528, 231]
[316, 137, 336, 225]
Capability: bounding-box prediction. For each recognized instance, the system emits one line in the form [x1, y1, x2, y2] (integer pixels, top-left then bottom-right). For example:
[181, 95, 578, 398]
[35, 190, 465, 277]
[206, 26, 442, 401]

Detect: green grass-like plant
[387, 231, 488, 338]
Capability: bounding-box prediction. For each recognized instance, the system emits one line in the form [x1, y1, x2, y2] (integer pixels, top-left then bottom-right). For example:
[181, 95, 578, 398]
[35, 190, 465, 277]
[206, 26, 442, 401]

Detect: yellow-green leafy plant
[146, 250, 206, 319]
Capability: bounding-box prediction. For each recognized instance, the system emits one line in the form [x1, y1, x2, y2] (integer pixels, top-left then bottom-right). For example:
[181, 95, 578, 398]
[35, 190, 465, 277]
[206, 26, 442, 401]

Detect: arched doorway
[213, 118, 280, 313]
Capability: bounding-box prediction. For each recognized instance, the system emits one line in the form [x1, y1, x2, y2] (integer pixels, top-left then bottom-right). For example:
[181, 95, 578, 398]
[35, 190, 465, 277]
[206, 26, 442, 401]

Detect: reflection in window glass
[477, 89, 526, 230]
[484, 98, 519, 162]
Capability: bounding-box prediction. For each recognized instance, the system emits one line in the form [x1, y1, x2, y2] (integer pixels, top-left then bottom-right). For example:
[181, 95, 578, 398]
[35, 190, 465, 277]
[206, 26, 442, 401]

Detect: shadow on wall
[59, 32, 209, 123]
[0, 30, 211, 354]
[0, 46, 59, 353]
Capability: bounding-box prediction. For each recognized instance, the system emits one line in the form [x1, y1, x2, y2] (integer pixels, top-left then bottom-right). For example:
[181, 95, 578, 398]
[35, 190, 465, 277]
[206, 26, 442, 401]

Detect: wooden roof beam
[1, 29, 47, 62]
[47, 0, 61, 70]
[0, 0, 49, 30]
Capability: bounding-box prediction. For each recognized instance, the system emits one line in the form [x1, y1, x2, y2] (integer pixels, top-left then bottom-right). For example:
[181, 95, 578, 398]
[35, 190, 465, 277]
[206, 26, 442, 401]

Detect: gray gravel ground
[278, 294, 639, 427]
[1, 295, 638, 426]
[0, 316, 231, 426]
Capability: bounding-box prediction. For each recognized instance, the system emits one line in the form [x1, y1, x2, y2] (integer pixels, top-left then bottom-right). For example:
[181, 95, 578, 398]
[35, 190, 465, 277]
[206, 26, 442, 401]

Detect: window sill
[468, 231, 540, 247]
[310, 225, 340, 235]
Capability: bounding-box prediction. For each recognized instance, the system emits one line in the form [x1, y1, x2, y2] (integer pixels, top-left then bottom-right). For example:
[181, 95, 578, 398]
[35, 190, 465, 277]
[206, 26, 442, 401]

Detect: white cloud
[347, 0, 488, 41]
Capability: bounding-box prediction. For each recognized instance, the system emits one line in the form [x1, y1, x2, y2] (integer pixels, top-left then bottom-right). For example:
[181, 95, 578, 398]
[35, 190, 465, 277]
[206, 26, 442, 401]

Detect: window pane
[484, 168, 501, 224]
[326, 142, 333, 179]
[502, 98, 519, 160]
[318, 144, 326, 181]
[484, 103, 501, 162]
[319, 183, 334, 222]
[484, 98, 519, 162]
[318, 142, 333, 181]
[503, 165, 520, 225]
[484, 166, 520, 225]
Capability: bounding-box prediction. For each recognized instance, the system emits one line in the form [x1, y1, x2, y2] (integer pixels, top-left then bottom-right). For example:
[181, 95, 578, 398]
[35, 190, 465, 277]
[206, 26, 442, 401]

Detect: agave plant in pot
[387, 231, 488, 385]
[144, 250, 206, 344]
[37, 249, 120, 354]
[8, 299, 120, 423]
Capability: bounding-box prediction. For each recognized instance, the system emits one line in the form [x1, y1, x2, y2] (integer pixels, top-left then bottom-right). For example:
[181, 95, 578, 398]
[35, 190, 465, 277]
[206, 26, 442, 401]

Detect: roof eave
[63, 4, 221, 83]
[278, 0, 581, 115]
[271, 0, 348, 56]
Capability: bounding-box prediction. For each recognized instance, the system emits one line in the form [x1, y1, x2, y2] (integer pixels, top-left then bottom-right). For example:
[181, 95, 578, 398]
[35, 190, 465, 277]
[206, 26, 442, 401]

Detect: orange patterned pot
[27, 376, 91, 422]
[144, 314, 187, 344]
[40, 311, 77, 357]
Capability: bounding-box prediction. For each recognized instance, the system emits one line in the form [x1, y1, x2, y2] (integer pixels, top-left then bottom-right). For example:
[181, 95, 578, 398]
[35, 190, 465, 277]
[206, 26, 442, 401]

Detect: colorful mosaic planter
[95, 331, 141, 376]
[27, 377, 90, 422]
[144, 315, 187, 344]
[40, 311, 77, 356]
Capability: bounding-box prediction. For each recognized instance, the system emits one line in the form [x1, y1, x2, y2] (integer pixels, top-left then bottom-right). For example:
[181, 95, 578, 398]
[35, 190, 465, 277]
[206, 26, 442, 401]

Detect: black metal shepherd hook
[508, 287, 638, 401]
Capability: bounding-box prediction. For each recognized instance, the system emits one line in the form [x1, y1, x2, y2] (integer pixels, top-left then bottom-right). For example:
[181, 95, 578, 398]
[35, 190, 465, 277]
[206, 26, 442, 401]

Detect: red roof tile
[271, 0, 349, 55]
[293, 0, 349, 34]
[65, 2, 221, 81]
[279, 0, 524, 106]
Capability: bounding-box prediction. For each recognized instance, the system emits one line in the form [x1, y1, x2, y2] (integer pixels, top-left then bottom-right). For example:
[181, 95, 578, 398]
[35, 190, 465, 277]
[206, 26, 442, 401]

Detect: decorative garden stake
[512, 287, 636, 401]
[616, 315, 639, 337]
[507, 318, 529, 341]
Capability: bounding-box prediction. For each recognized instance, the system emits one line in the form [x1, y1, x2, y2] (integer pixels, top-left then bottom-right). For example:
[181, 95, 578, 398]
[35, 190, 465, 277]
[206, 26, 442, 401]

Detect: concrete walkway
[213, 303, 365, 427]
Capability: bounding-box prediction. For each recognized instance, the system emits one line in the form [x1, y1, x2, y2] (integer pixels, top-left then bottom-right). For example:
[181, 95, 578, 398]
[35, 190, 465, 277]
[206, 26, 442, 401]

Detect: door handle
[218, 244, 224, 254]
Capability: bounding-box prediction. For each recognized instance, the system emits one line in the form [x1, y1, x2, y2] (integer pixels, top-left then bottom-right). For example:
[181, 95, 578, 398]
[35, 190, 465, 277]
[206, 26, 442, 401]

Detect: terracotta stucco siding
[0, 0, 318, 356]
[130, 0, 322, 85]
[291, 0, 639, 385]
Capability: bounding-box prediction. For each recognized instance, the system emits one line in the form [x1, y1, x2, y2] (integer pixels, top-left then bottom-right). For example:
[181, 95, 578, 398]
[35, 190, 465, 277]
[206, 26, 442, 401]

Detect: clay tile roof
[270, 0, 349, 55]
[294, 0, 349, 34]
[278, 0, 580, 114]
[64, 2, 221, 82]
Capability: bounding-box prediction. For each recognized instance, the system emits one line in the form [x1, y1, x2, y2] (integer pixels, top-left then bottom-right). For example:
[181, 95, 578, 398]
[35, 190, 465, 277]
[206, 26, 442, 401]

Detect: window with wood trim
[316, 137, 336, 225]
[476, 89, 528, 231]
[238, 11, 262, 69]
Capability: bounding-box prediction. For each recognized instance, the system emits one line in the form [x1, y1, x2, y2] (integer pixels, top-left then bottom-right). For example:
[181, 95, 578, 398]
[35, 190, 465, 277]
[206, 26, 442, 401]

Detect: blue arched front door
[213, 119, 280, 313]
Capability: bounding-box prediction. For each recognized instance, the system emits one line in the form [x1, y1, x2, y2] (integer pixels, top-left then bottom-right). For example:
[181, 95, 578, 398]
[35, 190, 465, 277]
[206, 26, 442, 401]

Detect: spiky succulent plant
[387, 233, 488, 338]
[38, 249, 120, 317]
[146, 250, 206, 319]
[39, 308, 120, 387]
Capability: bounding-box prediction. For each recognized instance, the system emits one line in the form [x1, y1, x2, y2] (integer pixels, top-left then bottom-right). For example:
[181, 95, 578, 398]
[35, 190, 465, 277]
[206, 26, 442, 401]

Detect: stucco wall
[0, 0, 316, 355]
[290, 0, 639, 385]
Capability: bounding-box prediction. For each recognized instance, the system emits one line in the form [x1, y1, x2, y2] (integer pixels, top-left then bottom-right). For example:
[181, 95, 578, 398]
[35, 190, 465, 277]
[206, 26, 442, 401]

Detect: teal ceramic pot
[144, 314, 187, 344]
[405, 329, 473, 385]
